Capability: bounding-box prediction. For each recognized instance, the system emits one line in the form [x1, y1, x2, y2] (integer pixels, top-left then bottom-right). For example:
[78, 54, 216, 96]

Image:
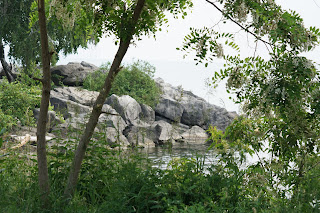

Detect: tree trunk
[0, 39, 14, 83]
[37, 0, 51, 206]
[64, 0, 146, 199]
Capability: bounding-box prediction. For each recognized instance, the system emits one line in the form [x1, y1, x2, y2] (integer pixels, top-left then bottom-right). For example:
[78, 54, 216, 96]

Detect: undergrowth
[0, 124, 319, 212]
[1, 139, 319, 212]
[83, 60, 161, 107]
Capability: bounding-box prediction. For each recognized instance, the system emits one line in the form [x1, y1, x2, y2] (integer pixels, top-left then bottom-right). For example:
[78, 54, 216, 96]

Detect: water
[137, 140, 271, 171]
[139, 141, 219, 170]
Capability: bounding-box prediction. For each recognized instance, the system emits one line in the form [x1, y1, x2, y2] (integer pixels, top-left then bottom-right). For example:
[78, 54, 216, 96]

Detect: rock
[98, 104, 127, 133]
[205, 108, 237, 130]
[33, 108, 62, 130]
[154, 97, 184, 122]
[79, 61, 98, 70]
[123, 120, 181, 145]
[52, 87, 98, 106]
[180, 99, 208, 127]
[155, 115, 189, 134]
[139, 103, 155, 124]
[123, 125, 155, 148]
[181, 126, 209, 143]
[103, 127, 130, 147]
[150, 120, 182, 143]
[51, 61, 98, 86]
[105, 94, 142, 124]
[50, 96, 92, 119]
[155, 77, 236, 130]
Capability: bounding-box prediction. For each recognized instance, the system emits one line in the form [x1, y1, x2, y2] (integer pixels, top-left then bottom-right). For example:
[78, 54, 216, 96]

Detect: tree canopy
[181, 0, 320, 206]
[0, 0, 98, 77]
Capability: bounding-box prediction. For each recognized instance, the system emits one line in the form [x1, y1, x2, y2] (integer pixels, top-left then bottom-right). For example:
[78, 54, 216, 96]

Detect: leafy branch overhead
[180, 0, 320, 65]
[180, 0, 320, 203]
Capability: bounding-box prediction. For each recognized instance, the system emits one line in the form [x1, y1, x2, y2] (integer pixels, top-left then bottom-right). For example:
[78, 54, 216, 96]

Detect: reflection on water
[139, 142, 219, 170]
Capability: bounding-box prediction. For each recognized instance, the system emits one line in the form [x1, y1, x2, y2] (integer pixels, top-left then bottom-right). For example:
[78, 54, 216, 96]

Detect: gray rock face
[155, 78, 236, 130]
[139, 103, 155, 124]
[46, 64, 237, 148]
[99, 104, 127, 133]
[52, 87, 98, 106]
[123, 125, 155, 147]
[51, 61, 98, 86]
[105, 94, 142, 124]
[50, 95, 92, 119]
[180, 99, 208, 127]
[205, 108, 237, 130]
[181, 126, 208, 143]
[103, 127, 130, 147]
[154, 98, 184, 122]
[150, 120, 182, 143]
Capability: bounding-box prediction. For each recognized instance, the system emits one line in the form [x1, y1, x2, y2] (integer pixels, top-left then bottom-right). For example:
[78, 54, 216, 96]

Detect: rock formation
[32, 62, 237, 148]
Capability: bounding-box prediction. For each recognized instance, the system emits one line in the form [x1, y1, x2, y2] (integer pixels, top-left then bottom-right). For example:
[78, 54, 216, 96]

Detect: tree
[0, 0, 34, 82]
[180, 0, 320, 208]
[32, 0, 193, 201]
[63, 0, 193, 199]
[0, 0, 97, 83]
[34, 0, 98, 205]
[37, 0, 51, 205]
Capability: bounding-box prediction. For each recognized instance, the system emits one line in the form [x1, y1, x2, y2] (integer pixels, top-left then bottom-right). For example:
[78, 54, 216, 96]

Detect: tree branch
[205, 0, 273, 47]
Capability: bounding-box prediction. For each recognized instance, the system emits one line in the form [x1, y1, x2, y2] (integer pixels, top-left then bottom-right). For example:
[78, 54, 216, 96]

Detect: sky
[48, 0, 320, 112]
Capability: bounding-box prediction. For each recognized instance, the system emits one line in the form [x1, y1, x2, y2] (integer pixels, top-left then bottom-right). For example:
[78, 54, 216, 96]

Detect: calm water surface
[137, 141, 269, 170]
[139, 142, 219, 170]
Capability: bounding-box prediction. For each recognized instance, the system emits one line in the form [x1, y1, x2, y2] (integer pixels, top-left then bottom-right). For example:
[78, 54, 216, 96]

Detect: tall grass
[1, 132, 319, 212]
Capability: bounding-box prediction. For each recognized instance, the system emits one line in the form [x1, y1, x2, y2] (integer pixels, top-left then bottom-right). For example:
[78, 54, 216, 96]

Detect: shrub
[0, 80, 41, 129]
[83, 60, 161, 107]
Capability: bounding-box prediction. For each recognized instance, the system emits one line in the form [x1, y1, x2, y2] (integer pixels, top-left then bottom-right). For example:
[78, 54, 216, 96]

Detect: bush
[0, 80, 41, 129]
[83, 60, 161, 107]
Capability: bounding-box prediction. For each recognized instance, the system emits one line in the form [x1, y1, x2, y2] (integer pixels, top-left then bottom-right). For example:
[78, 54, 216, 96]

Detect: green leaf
[0, 128, 6, 136]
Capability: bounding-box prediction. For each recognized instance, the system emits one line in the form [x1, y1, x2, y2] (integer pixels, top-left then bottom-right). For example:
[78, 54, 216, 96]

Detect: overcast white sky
[56, 0, 320, 112]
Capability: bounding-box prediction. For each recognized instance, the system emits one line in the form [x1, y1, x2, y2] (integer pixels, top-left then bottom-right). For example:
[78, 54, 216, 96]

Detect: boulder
[180, 99, 208, 127]
[51, 61, 98, 86]
[205, 107, 237, 130]
[104, 127, 130, 147]
[181, 126, 209, 143]
[139, 103, 155, 124]
[155, 77, 236, 130]
[50, 96, 92, 119]
[123, 125, 155, 148]
[154, 98, 184, 122]
[33, 108, 62, 130]
[98, 104, 127, 133]
[150, 120, 182, 143]
[52, 87, 98, 106]
[105, 94, 142, 124]
[155, 115, 189, 134]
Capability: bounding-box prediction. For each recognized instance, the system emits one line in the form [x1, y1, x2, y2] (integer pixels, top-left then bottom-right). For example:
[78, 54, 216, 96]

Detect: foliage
[84, 60, 161, 107]
[180, 0, 320, 210]
[94, 0, 193, 42]
[0, 80, 41, 128]
[0, 115, 319, 212]
[0, 0, 98, 71]
[0, 0, 35, 67]
[2, 135, 320, 212]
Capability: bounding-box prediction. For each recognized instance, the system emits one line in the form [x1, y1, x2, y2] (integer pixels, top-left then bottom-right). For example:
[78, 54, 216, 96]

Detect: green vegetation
[1, 131, 320, 212]
[84, 60, 161, 107]
[177, 0, 320, 212]
[1, 0, 320, 211]
[0, 80, 41, 130]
